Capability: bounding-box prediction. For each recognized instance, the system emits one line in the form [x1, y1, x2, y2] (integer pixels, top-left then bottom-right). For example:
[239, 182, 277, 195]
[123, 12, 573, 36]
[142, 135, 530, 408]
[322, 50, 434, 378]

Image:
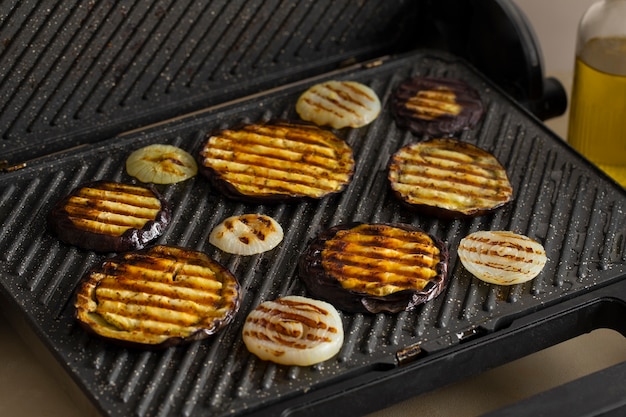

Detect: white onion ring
[209, 214, 283, 255]
[296, 80, 381, 128]
[242, 296, 344, 366]
[458, 230, 547, 285]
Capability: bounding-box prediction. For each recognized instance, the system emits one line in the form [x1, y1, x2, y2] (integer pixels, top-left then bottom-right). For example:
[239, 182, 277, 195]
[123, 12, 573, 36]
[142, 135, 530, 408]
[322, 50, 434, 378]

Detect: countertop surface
[2, 1, 626, 416]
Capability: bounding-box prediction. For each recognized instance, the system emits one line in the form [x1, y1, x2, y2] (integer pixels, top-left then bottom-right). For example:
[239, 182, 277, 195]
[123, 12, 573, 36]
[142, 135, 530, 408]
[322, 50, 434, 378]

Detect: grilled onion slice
[391, 76, 483, 136]
[126, 144, 197, 184]
[388, 138, 513, 218]
[295, 80, 381, 129]
[198, 121, 355, 202]
[299, 223, 449, 313]
[242, 296, 343, 366]
[47, 181, 170, 253]
[209, 214, 284, 255]
[75, 245, 241, 348]
[458, 230, 547, 285]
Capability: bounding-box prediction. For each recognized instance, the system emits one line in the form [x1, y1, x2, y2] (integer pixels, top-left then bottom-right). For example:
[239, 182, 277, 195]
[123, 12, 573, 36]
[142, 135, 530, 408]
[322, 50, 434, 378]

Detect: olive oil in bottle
[568, 37, 626, 185]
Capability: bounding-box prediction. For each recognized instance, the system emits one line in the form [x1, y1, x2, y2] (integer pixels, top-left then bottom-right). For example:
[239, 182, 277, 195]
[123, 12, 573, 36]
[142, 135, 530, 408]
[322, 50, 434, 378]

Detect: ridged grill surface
[1, 52, 626, 417]
[0, 0, 415, 163]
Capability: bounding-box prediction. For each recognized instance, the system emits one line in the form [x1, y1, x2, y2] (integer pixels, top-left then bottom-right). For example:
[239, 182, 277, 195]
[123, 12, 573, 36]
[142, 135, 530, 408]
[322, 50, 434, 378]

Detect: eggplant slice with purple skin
[47, 181, 171, 253]
[198, 121, 355, 203]
[388, 138, 513, 219]
[299, 223, 449, 314]
[391, 76, 484, 136]
[75, 245, 241, 349]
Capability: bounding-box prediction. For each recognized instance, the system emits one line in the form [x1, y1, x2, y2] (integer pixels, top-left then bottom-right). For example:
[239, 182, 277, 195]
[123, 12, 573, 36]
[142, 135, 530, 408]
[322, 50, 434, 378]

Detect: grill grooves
[0, 178, 40, 262]
[18, 2, 81, 134]
[51, 2, 119, 125]
[15, 173, 66, 267]
[236, 0, 290, 72]
[0, 3, 50, 128]
[40, 252, 75, 307]
[170, 1, 231, 89]
[194, 1, 251, 85]
[210, 1, 267, 79]
[121, 351, 152, 403]
[2, 0, 413, 161]
[33, 3, 103, 129]
[257, 1, 302, 67]
[89, 1, 159, 116]
[103, 0, 181, 109]
[147, 1, 210, 96]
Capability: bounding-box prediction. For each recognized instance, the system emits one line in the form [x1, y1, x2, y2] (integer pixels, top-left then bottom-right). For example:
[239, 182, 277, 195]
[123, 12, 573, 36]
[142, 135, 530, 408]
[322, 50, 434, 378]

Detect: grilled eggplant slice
[198, 121, 355, 202]
[48, 181, 170, 253]
[242, 295, 344, 366]
[391, 76, 484, 136]
[295, 80, 381, 129]
[75, 245, 241, 348]
[299, 223, 449, 313]
[388, 138, 513, 218]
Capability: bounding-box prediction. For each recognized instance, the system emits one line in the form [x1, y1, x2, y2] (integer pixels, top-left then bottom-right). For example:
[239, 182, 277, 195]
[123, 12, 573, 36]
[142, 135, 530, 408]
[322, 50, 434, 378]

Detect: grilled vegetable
[126, 144, 197, 184]
[75, 245, 241, 348]
[209, 214, 284, 255]
[47, 181, 170, 253]
[299, 223, 449, 313]
[295, 80, 381, 129]
[242, 295, 343, 366]
[198, 121, 355, 202]
[391, 76, 484, 136]
[388, 138, 513, 218]
[458, 230, 547, 285]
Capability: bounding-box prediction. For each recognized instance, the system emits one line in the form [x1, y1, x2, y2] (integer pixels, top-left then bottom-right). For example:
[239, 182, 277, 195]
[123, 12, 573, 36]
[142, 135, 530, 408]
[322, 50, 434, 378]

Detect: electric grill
[1, 1, 625, 416]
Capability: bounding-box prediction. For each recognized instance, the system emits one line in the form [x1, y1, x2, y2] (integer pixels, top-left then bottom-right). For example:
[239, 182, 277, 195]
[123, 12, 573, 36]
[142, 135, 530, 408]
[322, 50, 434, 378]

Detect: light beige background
[2, 1, 625, 417]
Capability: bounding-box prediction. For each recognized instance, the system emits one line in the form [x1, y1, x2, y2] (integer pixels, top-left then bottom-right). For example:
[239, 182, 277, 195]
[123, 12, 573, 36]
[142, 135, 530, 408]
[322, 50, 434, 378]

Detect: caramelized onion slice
[126, 144, 198, 184]
[458, 230, 547, 285]
[242, 295, 344, 366]
[209, 214, 284, 255]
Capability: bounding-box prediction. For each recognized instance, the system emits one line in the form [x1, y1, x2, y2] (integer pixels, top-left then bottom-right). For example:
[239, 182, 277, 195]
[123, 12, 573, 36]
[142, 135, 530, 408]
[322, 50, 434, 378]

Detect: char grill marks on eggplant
[299, 223, 449, 314]
[74, 245, 241, 349]
[198, 121, 355, 203]
[391, 76, 484, 136]
[47, 181, 171, 253]
[388, 138, 513, 218]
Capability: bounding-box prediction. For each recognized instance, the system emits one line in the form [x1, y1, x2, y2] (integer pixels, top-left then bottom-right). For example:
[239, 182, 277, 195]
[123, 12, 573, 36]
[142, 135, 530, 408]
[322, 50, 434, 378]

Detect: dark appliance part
[0, 0, 564, 167]
[1, 51, 625, 417]
[412, 0, 568, 120]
